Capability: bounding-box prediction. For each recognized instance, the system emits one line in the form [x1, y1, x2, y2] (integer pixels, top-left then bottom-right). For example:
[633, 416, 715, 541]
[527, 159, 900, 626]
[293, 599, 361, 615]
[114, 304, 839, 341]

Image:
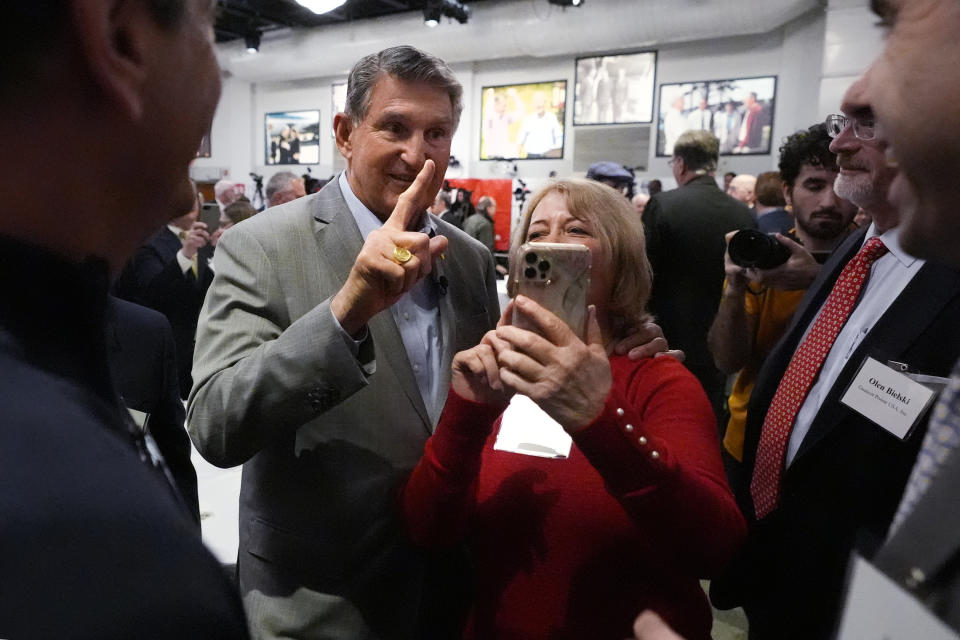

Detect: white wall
[191, 73, 254, 192]
[819, 0, 884, 118]
[200, 5, 834, 194]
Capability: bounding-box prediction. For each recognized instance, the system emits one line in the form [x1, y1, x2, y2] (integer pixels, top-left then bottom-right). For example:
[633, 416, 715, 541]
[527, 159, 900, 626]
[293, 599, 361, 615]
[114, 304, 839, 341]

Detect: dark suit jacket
[711, 228, 960, 639]
[189, 178, 501, 639]
[642, 174, 756, 403]
[756, 207, 793, 235]
[107, 296, 200, 526]
[115, 227, 214, 398]
[0, 236, 247, 639]
[438, 208, 462, 230]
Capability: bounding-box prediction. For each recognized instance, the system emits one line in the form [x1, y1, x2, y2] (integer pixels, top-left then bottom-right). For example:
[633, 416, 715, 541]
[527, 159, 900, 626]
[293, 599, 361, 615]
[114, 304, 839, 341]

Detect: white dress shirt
[786, 224, 926, 466]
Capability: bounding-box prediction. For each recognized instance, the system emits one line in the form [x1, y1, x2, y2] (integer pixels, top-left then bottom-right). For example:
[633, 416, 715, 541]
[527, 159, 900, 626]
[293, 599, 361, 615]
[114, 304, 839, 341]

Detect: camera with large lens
[728, 229, 791, 269]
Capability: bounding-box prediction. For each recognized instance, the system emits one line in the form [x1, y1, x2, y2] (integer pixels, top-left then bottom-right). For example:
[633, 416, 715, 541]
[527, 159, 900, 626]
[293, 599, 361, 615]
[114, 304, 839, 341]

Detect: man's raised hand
[331, 159, 449, 336]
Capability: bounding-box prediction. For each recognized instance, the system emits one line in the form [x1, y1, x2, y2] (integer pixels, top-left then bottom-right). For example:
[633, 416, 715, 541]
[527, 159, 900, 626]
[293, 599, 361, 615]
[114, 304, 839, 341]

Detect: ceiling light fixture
[424, 1, 442, 27]
[423, 0, 471, 26]
[295, 0, 348, 15]
[245, 31, 261, 53]
[548, 0, 584, 6]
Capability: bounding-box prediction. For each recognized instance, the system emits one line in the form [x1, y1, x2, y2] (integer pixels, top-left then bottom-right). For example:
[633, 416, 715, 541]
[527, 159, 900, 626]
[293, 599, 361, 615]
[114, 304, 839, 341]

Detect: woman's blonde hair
[512, 178, 652, 340]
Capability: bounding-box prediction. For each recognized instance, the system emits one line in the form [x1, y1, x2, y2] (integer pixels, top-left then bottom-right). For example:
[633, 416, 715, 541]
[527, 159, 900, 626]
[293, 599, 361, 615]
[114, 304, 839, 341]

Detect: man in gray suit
[188, 46, 499, 639]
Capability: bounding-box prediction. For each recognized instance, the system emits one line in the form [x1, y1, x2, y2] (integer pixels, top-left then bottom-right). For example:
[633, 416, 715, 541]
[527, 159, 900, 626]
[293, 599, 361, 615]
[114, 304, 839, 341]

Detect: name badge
[836, 554, 959, 640]
[494, 395, 572, 459]
[840, 357, 937, 439]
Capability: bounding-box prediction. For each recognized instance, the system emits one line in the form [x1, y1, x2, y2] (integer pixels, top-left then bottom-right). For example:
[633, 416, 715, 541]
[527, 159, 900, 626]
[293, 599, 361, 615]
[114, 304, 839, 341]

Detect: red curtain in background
[446, 178, 514, 252]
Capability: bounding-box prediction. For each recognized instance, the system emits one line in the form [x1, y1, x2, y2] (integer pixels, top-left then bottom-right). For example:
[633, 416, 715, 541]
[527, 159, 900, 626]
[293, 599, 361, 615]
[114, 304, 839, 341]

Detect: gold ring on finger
[392, 246, 413, 264]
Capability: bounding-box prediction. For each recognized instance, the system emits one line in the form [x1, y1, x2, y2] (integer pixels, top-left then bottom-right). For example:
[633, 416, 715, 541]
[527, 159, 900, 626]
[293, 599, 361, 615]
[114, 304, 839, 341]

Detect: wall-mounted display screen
[265, 110, 320, 165]
[574, 51, 656, 125]
[656, 76, 777, 156]
[479, 80, 567, 160]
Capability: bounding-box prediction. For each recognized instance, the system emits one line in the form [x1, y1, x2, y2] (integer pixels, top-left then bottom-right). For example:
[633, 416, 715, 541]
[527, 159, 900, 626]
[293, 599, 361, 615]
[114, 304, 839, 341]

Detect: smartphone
[510, 242, 591, 339]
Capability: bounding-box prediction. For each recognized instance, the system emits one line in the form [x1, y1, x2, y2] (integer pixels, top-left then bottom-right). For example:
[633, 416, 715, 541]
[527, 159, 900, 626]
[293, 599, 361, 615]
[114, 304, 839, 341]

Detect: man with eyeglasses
[709, 100, 960, 638]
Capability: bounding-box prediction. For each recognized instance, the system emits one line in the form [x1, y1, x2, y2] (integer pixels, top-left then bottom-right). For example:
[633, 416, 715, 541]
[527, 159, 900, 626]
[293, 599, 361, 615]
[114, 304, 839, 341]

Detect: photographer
[707, 123, 857, 473]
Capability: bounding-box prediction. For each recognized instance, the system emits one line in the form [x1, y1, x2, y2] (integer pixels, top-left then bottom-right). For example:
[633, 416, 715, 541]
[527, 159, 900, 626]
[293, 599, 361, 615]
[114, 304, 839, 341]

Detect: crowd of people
[3, 1, 960, 639]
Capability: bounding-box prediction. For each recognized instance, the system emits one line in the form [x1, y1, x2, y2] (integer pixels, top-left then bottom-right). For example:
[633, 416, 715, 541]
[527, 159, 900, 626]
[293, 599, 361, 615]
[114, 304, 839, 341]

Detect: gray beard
[834, 173, 873, 209]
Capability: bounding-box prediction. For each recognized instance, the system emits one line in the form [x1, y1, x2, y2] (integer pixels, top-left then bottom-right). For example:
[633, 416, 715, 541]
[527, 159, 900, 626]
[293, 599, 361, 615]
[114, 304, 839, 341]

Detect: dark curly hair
[777, 123, 837, 188]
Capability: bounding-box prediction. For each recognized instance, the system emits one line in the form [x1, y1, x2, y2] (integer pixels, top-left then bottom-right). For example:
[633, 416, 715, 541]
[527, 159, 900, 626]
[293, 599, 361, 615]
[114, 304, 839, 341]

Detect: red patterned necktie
[750, 237, 889, 519]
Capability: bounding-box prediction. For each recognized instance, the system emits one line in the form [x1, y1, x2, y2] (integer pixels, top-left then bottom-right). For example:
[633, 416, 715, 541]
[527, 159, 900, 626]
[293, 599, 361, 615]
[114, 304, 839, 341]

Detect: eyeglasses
[825, 113, 877, 141]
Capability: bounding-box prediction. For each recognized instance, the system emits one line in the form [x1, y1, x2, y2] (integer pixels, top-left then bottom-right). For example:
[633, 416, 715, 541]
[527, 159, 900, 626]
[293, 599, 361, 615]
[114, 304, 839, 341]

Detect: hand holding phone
[510, 242, 591, 339]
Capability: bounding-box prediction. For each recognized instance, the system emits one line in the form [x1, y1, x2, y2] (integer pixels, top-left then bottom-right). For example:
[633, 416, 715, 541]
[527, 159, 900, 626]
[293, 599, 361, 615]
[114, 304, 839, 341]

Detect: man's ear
[333, 112, 354, 160]
[70, 0, 154, 120]
[782, 183, 794, 208]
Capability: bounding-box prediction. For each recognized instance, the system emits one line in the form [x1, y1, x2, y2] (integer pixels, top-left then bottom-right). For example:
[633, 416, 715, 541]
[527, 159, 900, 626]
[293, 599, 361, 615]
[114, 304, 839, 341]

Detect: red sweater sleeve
[573, 356, 747, 576]
[400, 388, 504, 547]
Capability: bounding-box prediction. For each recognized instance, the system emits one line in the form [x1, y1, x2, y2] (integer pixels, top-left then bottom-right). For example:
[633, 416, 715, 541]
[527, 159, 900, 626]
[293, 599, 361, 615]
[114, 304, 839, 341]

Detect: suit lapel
[431, 225, 480, 401]
[158, 227, 181, 258]
[312, 179, 432, 432]
[793, 260, 960, 461]
[434, 252, 456, 405]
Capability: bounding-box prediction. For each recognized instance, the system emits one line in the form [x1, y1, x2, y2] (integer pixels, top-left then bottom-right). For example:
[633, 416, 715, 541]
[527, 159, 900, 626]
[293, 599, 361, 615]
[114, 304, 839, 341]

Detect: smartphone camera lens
[524, 266, 537, 279]
[538, 260, 549, 272]
[525, 252, 537, 264]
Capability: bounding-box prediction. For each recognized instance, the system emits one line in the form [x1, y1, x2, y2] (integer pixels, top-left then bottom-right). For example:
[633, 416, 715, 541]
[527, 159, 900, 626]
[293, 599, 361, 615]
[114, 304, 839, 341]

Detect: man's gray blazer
[188, 177, 500, 639]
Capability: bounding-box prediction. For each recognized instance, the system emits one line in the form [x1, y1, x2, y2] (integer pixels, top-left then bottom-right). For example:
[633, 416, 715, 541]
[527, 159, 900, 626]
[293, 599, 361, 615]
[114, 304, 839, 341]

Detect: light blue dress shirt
[338, 172, 445, 426]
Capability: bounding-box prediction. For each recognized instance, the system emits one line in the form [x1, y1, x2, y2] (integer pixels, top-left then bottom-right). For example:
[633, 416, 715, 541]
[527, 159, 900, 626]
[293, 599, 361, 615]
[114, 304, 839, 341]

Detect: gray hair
[673, 130, 719, 173]
[476, 195, 495, 217]
[266, 171, 300, 201]
[345, 45, 463, 128]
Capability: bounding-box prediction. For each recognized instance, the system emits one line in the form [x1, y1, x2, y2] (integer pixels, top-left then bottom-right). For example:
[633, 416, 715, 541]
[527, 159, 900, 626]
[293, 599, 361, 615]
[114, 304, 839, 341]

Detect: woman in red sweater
[402, 179, 746, 640]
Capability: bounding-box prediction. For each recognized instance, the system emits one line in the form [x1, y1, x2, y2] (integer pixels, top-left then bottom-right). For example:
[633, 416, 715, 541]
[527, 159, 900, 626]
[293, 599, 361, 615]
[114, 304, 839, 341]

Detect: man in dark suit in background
[642, 129, 755, 420]
[430, 190, 461, 229]
[107, 296, 201, 525]
[710, 92, 960, 637]
[116, 183, 213, 397]
[0, 1, 248, 637]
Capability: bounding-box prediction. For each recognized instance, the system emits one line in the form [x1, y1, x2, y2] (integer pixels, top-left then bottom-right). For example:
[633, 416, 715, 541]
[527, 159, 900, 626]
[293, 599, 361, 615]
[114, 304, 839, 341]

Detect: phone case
[510, 242, 592, 339]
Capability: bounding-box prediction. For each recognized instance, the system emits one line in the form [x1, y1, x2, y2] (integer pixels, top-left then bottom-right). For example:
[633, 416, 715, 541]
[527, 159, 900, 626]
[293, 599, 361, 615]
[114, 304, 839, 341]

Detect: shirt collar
[167, 223, 187, 236]
[864, 222, 923, 268]
[338, 171, 436, 241]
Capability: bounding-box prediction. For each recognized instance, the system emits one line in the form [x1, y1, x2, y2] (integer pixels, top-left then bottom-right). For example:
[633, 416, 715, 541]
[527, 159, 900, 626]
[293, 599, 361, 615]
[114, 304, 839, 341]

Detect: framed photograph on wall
[655, 75, 777, 157]
[265, 109, 320, 165]
[574, 51, 656, 126]
[479, 80, 567, 160]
